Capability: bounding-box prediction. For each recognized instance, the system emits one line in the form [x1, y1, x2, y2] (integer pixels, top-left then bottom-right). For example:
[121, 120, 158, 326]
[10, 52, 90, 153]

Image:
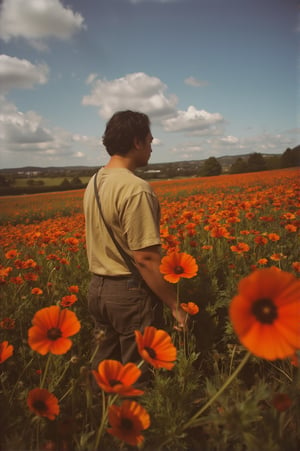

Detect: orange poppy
[31, 287, 43, 295]
[5, 249, 18, 259]
[180, 302, 199, 315]
[0, 340, 14, 363]
[107, 400, 150, 446]
[229, 267, 300, 360]
[92, 360, 144, 396]
[135, 326, 177, 370]
[27, 388, 60, 420]
[230, 242, 250, 254]
[159, 252, 198, 283]
[68, 285, 79, 293]
[60, 294, 77, 307]
[28, 305, 81, 355]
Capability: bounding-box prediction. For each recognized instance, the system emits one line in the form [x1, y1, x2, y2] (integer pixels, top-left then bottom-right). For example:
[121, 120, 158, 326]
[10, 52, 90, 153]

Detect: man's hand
[172, 306, 188, 331]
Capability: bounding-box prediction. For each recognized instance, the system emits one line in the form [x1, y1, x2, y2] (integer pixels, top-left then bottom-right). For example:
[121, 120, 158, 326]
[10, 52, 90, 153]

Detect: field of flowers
[0, 168, 299, 451]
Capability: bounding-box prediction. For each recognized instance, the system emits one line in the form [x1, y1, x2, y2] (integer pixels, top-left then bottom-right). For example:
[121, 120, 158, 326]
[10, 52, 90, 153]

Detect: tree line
[200, 146, 300, 177]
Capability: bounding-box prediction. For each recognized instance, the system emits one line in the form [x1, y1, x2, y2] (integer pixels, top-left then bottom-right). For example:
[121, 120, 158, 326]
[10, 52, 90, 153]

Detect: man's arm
[132, 245, 187, 328]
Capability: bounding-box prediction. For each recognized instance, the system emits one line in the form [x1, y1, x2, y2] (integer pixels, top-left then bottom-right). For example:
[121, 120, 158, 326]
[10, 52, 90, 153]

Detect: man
[83, 110, 186, 375]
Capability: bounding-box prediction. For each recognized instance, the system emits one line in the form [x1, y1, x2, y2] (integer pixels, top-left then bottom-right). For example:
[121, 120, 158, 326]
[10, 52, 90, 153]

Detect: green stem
[183, 351, 251, 430]
[9, 357, 34, 405]
[94, 393, 119, 450]
[40, 354, 52, 389]
[51, 360, 71, 391]
[229, 344, 237, 375]
[89, 342, 100, 365]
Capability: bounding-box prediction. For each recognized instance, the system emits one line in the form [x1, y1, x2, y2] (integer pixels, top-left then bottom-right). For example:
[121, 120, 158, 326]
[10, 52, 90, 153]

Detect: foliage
[247, 152, 267, 172]
[280, 146, 300, 168]
[200, 156, 222, 176]
[0, 168, 299, 450]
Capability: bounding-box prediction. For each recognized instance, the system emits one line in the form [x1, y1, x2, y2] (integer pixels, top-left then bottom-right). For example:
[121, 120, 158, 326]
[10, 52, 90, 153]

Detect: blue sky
[0, 0, 299, 169]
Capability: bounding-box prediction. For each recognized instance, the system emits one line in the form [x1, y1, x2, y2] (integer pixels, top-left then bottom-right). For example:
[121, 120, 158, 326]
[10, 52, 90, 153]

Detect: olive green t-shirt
[83, 167, 161, 276]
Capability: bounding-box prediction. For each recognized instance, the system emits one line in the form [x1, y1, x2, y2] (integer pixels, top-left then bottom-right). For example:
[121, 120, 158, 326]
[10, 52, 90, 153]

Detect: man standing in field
[83, 110, 186, 379]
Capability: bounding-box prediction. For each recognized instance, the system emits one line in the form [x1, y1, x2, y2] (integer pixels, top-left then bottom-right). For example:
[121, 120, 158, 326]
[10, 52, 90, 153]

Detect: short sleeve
[121, 191, 161, 250]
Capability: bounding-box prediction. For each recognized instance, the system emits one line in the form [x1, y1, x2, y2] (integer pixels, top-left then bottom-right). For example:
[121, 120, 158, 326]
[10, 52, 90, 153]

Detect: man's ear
[133, 137, 141, 150]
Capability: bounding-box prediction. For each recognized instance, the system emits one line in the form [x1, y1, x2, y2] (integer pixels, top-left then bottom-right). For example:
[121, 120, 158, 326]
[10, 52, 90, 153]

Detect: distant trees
[280, 147, 300, 168]
[201, 157, 222, 176]
[247, 152, 267, 172]
[229, 147, 299, 175]
[229, 157, 248, 174]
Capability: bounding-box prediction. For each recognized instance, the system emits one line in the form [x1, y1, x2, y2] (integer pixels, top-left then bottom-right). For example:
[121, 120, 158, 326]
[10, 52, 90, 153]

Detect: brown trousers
[87, 274, 164, 380]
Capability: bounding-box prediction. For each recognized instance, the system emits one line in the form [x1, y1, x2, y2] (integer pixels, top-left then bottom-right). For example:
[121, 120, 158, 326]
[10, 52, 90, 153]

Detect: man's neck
[105, 154, 136, 171]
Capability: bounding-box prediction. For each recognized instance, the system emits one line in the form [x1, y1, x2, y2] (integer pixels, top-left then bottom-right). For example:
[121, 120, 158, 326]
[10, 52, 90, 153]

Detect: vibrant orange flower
[292, 262, 300, 273]
[272, 393, 292, 412]
[92, 360, 144, 396]
[229, 267, 300, 360]
[28, 306, 81, 355]
[60, 294, 77, 307]
[68, 285, 79, 293]
[23, 259, 37, 269]
[257, 258, 268, 266]
[285, 224, 297, 232]
[159, 252, 198, 283]
[254, 235, 268, 245]
[135, 326, 177, 370]
[180, 302, 199, 315]
[268, 233, 280, 241]
[5, 249, 18, 259]
[230, 242, 250, 254]
[270, 253, 286, 261]
[27, 388, 60, 420]
[107, 400, 150, 446]
[0, 340, 14, 363]
[31, 287, 43, 295]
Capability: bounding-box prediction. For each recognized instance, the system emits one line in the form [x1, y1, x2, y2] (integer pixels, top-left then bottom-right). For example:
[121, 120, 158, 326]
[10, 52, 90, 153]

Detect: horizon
[0, 0, 299, 169]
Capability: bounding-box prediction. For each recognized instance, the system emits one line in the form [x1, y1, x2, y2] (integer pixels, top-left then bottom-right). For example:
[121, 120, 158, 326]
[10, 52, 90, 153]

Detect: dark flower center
[251, 298, 278, 324]
[33, 400, 47, 412]
[121, 418, 133, 431]
[109, 379, 121, 387]
[144, 346, 157, 359]
[47, 327, 62, 341]
[174, 265, 184, 274]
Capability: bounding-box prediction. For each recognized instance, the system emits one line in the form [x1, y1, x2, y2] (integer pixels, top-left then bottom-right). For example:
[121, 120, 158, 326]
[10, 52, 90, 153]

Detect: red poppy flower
[28, 306, 81, 355]
[135, 326, 177, 370]
[180, 302, 199, 315]
[92, 360, 144, 396]
[27, 388, 60, 420]
[229, 267, 300, 360]
[0, 340, 14, 363]
[107, 400, 150, 446]
[230, 242, 250, 254]
[60, 294, 77, 307]
[5, 249, 18, 259]
[68, 285, 79, 293]
[31, 287, 43, 295]
[160, 252, 198, 283]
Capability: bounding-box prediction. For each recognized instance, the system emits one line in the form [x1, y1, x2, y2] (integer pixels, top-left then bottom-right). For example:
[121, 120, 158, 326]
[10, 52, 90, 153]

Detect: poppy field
[0, 168, 300, 451]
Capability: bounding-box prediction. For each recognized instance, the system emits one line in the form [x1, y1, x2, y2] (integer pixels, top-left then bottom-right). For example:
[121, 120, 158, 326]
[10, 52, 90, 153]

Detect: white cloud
[82, 72, 178, 119]
[220, 135, 239, 144]
[0, 0, 85, 47]
[163, 106, 224, 133]
[184, 76, 209, 87]
[0, 55, 49, 93]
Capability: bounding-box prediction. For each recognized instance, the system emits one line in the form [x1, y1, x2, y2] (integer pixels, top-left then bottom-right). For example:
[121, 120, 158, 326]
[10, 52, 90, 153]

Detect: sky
[0, 0, 299, 169]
